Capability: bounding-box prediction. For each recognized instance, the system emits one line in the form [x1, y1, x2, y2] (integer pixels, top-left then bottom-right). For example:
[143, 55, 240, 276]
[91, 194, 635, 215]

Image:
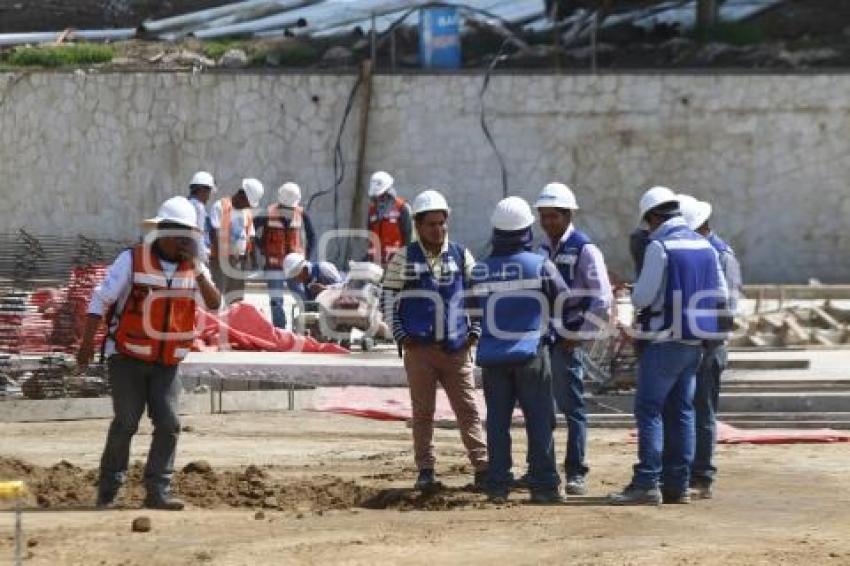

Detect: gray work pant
[98, 354, 181, 499]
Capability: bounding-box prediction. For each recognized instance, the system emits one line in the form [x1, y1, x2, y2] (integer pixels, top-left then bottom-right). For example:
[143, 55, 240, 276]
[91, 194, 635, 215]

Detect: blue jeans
[692, 342, 726, 484]
[632, 341, 702, 493]
[266, 271, 307, 328]
[551, 346, 589, 478]
[482, 347, 560, 494]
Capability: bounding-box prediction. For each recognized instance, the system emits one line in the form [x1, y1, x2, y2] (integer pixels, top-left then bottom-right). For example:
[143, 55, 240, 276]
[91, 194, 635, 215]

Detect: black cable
[479, 37, 513, 199]
[305, 72, 363, 232]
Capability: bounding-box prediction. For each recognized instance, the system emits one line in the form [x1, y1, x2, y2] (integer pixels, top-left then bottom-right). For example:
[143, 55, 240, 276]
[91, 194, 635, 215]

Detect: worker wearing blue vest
[383, 189, 488, 492]
[534, 182, 613, 496]
[678, 194, 743, 500]
[609, 186, 727, 506]
[473, 197, 569, 504]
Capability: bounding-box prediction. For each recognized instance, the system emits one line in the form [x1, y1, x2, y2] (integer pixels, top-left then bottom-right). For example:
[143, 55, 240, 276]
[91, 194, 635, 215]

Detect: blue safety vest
[644, 223, 723, 341]
[541, 229, 592, 333]
[398, 242, 469, 351]
[473, 251, 546, 366]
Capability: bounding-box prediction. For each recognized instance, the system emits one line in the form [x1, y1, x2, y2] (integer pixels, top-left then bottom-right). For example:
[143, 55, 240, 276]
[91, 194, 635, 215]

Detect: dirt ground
[0, 411, 848, 565]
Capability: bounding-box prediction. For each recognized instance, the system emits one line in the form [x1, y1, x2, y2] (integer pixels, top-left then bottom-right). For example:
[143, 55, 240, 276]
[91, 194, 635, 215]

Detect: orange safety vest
[368, 196, 406, 265]
[262, 204, 304, 269]
[113, 245, 197, 366]
[211, 197, 254, 258]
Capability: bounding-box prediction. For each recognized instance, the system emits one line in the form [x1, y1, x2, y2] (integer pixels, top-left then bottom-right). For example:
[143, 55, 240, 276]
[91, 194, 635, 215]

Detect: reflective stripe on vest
[214, 197, 252, 258]
[541, 229, 592, 332]
[114, 245, 197, 366]
[368, 196, 406, 265]
[398, 242, 468, 351]
[646, 223, 722, 341]
[263, 204, 304, 269]
[474, 251, 546, 367]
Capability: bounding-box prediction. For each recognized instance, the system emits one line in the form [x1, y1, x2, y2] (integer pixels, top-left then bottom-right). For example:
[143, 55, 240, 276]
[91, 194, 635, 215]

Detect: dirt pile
[0, 457, 489, 512]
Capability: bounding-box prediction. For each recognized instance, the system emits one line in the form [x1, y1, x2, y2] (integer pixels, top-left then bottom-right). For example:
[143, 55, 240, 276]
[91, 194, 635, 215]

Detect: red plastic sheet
[194, 302, 348, 354]
[3, 267, 347, 356]
[313, 387, 850, 445]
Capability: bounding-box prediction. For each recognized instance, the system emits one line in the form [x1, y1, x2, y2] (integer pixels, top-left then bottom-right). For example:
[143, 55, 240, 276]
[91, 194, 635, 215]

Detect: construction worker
[77, 196, 221, 510]
[187, 171, 216, 262]
[534, 183, 613, 495]
[208, 178, 264, 304]
[282, 252, 343, 302]
[255, 182, 316, 328]
[367, 171, 413, 266]
[678, 194, 743, 499]
[473, 196, 568, 504]
[381, 189, 487, 491]
[609, 186, 727, 506]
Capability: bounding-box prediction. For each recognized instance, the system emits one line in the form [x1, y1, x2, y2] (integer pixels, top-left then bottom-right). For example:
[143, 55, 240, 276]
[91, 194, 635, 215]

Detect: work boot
[689, 479, 714, 500]
[661, 489, 692, 505]
[143, 494, 185, 511]
[414, 469, 439, 492]
[565, 475, 588, 496]
[511, 473, 530, 490]
[473, 470, 489, 491]
[95, 492, 118, 510]
[487, 489, 509, 504]
[608, 484, 662, 506]
[529, 489, 565, 505]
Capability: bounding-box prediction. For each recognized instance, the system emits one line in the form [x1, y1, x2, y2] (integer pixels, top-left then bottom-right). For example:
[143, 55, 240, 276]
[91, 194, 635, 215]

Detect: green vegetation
[5, 44, 115, 67]
[256, 43, 320, 67]
[201, 40, 240, 61]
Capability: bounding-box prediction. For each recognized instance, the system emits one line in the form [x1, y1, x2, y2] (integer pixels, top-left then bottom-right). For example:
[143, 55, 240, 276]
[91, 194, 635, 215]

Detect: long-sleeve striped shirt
[381, 240, 480, 343]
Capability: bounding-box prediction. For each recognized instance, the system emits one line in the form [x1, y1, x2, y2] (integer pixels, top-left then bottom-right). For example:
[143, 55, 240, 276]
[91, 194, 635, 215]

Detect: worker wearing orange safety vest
[78, 196, 221, 511]
[207, 178, 264, 304]
[255, 182, 316, 329]
[367, 171, 413, 267]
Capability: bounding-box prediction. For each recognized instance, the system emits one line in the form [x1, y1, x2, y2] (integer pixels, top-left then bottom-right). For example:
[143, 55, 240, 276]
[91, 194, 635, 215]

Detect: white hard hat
[143, 196, 200, 231]
[534, 182, 579, 210]
[241, 178, 264, 208]
[369, 171, 394, 198]
[278, 182, 301, 207]
[189, 171, 216, 192]
[637, 186, 678, 227]
[491, 196, 535, 231]
[678, 193, 713, 231]
[411, 189, 450, 216]
[282, 253, 307, 279]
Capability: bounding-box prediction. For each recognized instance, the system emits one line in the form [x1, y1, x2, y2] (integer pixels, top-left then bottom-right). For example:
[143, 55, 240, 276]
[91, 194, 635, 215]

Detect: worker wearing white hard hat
[280, 252, 343, 301]
[473, 196, 570, 504]
[676, 194, 743, 499]
[367, 171, 413, 266]
[629, 186, 680, 276]
[381, 189, 487, 492]
[254, 182, 317, 329]
[534, 182, 613, 496]
[78, 196, 221, 512]
[608, 187, 727, 506]
[187, 171, 216, 263]
[208, 178, 265, 304]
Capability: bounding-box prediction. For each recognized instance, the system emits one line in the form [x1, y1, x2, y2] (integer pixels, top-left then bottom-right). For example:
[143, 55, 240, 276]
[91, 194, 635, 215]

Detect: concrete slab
[0, 390, 314, 423]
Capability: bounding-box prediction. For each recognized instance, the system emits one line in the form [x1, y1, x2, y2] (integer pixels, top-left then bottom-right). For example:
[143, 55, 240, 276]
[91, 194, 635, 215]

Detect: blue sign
[419, 7, 461, 69]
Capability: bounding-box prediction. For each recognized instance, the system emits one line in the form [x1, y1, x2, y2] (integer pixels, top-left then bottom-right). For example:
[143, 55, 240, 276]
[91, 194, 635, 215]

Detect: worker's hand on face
[76, 339, 94, 371]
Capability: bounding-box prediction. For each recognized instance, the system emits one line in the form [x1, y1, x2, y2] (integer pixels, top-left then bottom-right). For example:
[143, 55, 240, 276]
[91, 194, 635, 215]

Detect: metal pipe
[141, 0, 312, 33]
[199, 0, 426, 39]
[0, 28, 135, 47]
